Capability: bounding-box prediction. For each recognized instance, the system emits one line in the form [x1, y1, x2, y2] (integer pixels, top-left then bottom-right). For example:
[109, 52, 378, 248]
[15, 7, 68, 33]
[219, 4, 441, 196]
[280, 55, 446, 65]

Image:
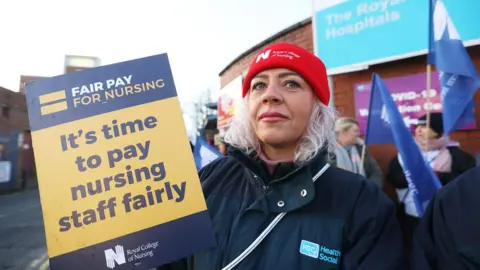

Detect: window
[2, 107, 10, 118]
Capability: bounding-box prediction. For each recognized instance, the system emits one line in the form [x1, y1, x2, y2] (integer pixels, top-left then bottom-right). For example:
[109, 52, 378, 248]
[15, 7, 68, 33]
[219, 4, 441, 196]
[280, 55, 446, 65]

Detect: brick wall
[219, 20, 480, 195]
[0, 86, 29, 133]
[19, 75, 48, 94]
[333, 47, 480, 173]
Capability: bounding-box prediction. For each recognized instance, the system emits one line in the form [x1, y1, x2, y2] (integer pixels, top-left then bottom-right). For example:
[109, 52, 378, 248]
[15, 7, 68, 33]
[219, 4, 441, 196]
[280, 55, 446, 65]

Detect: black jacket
[386, 146, 476, 189]
[158, 147, 407, 269]
[412, 166, 480, 270]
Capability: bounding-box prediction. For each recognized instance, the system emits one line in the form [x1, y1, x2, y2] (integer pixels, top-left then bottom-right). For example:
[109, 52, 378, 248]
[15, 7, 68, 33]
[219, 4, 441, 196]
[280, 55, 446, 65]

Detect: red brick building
[19, 75, 48, 94]
[0, 86, 29, 132]
[218, 18, 480, 194]
[0, 85, 33, 188]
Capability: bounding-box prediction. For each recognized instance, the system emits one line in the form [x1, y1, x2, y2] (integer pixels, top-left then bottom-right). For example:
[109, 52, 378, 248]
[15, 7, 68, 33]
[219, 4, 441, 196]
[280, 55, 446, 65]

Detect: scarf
[335, 144, 366, 177]
[399, 136, 453, 173]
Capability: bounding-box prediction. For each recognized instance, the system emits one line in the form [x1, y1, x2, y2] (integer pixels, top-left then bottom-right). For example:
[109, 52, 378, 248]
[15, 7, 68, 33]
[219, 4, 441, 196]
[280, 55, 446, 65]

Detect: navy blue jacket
[158, 148, 407, 269]
[412, 166, 480, 270]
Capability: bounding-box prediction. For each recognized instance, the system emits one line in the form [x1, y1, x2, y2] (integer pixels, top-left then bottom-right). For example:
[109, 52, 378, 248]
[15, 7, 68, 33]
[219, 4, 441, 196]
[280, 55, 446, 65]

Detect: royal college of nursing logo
[255, 49, 300, 64]
[38, 89, 68, 116]
[104, 245, 126, 269]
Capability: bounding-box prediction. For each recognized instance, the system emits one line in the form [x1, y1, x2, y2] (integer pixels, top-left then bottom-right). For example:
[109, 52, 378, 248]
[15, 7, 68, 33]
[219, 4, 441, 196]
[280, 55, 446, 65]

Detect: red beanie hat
[242, 42, 330, 105]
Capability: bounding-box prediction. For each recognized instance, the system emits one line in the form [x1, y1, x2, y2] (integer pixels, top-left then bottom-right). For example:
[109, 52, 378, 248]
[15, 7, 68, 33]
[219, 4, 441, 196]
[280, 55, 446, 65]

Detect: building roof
[218, 17, 312, 76]
[0, 85, 24, 96]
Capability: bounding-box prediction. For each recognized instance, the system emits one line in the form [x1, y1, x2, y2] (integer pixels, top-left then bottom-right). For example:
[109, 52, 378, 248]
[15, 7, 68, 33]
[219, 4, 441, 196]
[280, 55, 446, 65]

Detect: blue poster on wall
[313, 0, 480, 72]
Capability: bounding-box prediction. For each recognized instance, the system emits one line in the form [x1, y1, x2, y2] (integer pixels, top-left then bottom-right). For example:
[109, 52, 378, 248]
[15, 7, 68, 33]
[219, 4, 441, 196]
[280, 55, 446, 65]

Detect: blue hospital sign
[313, 0, 480, 72]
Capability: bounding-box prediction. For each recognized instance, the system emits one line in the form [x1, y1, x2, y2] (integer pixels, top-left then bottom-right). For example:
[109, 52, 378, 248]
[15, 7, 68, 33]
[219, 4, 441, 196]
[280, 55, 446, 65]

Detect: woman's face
[248, 68, 315, 148]
[339, 124, 360, 145]
[415, 124, 439, 142]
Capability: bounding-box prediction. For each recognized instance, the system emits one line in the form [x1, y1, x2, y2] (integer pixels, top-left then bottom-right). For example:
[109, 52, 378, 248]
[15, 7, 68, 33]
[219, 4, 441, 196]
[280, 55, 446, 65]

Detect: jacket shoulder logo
[299, 240, 342, 265]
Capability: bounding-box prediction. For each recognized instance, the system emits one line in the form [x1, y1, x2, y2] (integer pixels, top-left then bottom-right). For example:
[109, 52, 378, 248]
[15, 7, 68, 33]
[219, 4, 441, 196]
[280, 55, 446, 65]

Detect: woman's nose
[262, 84, 283, 104]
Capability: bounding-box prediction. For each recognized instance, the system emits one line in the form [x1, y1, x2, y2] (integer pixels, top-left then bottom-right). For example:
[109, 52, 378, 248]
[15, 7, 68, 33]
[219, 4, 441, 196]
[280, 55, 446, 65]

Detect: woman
[330, 117, 383, 188]
[386, 112, 476, 252]
[159, 43, 406, 269]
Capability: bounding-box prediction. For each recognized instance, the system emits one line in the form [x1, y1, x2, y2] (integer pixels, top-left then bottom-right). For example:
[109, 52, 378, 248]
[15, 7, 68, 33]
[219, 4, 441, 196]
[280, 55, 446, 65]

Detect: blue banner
[364, 76, 395, 145]
[428, 0, 480, 135]
[365, 73, 441, 216]
[193, 136, 223, 171]
[313, 0, 480, 71]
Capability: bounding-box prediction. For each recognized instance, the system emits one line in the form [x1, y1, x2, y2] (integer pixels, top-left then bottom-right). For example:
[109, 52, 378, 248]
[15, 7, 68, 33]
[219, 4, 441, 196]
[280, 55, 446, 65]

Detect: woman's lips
[258, 112, 288, 122]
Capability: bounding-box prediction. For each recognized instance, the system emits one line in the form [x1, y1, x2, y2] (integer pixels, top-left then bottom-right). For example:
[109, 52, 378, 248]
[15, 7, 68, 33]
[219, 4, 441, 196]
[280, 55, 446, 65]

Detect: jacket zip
[249, 165, 306, 193]
[251, 173, 269, 193]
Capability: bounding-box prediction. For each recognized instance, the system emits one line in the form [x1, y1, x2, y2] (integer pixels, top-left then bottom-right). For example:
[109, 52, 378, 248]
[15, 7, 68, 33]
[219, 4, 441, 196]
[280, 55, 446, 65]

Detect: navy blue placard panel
[26, 54, 177, 132]
[49, 211, 217, 270]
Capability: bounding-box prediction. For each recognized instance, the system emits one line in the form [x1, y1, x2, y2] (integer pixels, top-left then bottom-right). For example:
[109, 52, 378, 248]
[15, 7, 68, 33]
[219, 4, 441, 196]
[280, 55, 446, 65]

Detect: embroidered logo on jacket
[299, 240, 342, 265]
[299, 240, 320, 258]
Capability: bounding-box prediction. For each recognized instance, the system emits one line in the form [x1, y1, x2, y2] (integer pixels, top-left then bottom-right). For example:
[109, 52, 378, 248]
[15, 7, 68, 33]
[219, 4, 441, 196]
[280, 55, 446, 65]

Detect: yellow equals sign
[39, 90, 68, 115]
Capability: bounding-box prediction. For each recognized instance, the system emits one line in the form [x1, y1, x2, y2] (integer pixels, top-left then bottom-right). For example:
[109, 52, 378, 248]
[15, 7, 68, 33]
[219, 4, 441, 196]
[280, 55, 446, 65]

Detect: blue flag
[366, 73, 442, 216]
[193, 136, 223, 171]
[428, 0, 480, 135]
[364, 80, 395, 145]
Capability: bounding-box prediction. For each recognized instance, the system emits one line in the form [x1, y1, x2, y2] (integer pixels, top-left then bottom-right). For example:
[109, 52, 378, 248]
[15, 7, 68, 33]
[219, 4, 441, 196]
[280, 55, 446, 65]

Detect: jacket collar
[228, 146, 330, 213]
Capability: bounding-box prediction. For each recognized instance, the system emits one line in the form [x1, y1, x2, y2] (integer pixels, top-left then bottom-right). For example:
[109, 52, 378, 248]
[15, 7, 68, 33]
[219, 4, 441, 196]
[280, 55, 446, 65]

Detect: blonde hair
[335, 117, 359, 133]
[224, 97, 338, 164]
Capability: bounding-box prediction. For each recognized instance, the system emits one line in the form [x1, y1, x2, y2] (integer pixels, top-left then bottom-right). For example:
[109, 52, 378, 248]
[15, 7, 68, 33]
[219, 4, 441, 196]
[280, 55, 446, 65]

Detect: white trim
[325, 38, 480, 76]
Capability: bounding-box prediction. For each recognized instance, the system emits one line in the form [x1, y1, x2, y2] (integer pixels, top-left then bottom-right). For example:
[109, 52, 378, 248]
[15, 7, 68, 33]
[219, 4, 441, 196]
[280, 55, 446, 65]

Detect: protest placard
[25, 54, 216, 269]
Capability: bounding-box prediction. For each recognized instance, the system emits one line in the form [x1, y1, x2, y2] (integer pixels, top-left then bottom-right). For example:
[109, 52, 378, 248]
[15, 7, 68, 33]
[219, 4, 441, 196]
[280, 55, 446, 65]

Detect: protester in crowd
[217, 141, 228, 156]
[214, 134, 228, 156]
[328, 117, 383, 188]
[412, 166, 480, 269]
[386, 112, 476, 252]
[158, 42, 406, 270]
[207, 135, 215, 146]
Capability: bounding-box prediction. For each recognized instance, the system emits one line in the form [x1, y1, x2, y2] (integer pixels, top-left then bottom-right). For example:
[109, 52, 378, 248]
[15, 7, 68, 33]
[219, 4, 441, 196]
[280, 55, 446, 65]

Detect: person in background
[412, 166, 480, 269]
[214, 133, 228, 156]
[217, 141, 228, 156]
[206, 134, 215, 146]
[386, 112, 476, 252]
[329, 117, 383, 188]
[158, 42, 406, 270]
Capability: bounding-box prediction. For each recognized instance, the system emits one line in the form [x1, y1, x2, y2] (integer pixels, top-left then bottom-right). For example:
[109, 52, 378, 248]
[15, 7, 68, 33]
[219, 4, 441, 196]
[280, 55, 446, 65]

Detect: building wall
[333, 47, 480, 173]
[0, 86, 29, 132]
[19, 75, 48, 94]
[218, 20, 480, 194]
[0, 86, 33, 182]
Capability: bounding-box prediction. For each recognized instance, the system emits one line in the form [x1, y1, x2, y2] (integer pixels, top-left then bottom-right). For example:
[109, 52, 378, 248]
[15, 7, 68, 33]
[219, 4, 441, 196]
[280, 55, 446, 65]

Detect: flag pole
[360, 144, 366, 167]
[425, 64, 432, 152]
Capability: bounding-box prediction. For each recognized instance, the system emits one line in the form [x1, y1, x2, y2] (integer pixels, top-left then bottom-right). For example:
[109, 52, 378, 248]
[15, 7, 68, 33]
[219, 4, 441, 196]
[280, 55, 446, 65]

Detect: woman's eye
[252, 82, 266, 90]
[284, 80, 300, 89]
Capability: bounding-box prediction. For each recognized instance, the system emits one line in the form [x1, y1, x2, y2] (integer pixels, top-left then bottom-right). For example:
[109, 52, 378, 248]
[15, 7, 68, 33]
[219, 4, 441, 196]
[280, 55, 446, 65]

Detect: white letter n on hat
[256, 49, 271, 63]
